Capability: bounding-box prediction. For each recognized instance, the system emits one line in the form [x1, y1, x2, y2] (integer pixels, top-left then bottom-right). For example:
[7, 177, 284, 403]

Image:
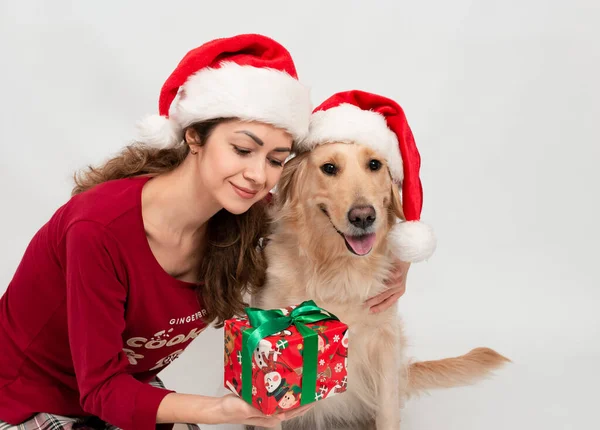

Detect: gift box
[224, 300, 349, 415]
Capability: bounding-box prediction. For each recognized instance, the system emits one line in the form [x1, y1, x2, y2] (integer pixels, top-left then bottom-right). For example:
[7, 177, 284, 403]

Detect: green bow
[241, 300, 339, 406]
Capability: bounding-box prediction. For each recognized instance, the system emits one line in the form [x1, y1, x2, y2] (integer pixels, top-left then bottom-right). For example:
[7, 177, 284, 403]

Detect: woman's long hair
[72, 118, 268, 327]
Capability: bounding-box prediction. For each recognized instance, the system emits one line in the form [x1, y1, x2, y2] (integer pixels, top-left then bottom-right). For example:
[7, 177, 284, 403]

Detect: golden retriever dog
[249, 142, 509, 430]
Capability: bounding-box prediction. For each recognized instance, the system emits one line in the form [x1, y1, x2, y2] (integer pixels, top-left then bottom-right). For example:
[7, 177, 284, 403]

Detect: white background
[1, 1, 599, 429]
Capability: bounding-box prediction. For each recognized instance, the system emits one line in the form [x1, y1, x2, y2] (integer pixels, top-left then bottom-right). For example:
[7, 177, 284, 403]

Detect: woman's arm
[64, 221, 174, 430]
[64, 221, 312, 429]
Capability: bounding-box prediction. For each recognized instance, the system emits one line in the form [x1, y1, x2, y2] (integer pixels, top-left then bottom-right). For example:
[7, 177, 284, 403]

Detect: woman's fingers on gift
[244, 408, 284, 427]
[249, 417, 283, 428]
[278, 403, 316, 421]
[244, 402, 314, 427]
[222, 394, 283, 426]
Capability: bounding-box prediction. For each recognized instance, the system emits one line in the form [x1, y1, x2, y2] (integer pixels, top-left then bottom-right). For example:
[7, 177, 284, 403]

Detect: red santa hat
[296, 90, 436, 262]
[136, 34, 312, 148]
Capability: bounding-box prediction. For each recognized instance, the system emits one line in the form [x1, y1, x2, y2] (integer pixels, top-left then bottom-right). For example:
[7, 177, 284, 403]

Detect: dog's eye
[321, 163, 337, 176]
[369, 159, 382, 171]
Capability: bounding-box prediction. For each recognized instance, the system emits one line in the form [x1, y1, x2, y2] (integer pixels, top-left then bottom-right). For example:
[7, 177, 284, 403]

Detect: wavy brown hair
[72, 118, 268, 327]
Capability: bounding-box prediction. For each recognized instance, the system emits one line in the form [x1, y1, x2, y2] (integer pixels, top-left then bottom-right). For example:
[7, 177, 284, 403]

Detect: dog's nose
[347, 205, 376, 229]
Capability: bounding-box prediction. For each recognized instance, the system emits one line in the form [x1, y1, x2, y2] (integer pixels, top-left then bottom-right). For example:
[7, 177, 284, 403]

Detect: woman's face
[189, 120, 293, 214]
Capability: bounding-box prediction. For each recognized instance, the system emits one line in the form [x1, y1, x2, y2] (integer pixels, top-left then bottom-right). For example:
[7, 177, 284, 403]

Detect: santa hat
[136, 34, 312, 148]
[296, 90, 436, 262]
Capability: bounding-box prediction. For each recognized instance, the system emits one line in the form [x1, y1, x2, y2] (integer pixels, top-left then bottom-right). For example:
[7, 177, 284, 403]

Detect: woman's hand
[219, 394, 314, 427]
[158, 391, 314, 427]
[219, 394, 282, 428]
[364, 259, 411, 313]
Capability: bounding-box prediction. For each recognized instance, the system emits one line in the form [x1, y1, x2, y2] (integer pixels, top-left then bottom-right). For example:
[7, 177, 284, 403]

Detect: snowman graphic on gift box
[264, 370, 302, 410]
[254, 338, 302, 411]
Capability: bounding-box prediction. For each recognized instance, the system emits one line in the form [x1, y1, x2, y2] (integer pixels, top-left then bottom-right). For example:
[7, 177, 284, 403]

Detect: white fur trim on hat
[296, 103, 403, 182]
[388, 220, 437, 263]
[175, 62, 310, 140]
[136, 62, 311, 148]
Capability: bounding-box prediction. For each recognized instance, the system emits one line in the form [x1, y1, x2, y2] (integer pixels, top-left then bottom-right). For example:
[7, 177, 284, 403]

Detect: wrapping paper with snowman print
[224, 301, 349, 415]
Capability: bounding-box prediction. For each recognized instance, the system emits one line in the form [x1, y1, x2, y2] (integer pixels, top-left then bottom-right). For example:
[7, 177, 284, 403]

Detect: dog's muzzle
[319, 205, 377, 256]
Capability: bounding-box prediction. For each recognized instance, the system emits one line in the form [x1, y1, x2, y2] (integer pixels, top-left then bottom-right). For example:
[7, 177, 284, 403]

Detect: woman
[0, 34, 409, 430]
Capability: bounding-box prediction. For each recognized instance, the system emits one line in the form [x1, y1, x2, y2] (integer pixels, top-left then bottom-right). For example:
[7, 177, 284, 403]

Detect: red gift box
[224, 300, 349, 415]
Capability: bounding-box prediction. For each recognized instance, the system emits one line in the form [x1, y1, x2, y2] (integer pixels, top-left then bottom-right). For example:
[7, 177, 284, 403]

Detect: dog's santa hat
[296, 90, 436, 262]
[136, 34, 312, 148]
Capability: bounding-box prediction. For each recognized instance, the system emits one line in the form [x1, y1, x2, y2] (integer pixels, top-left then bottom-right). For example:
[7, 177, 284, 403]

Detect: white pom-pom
[135, 114, 182, 149]
[389, 221, 437, 263]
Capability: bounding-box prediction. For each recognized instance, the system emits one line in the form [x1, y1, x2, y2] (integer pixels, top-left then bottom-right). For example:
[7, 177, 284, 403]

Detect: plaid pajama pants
[0, 378, 200, 430]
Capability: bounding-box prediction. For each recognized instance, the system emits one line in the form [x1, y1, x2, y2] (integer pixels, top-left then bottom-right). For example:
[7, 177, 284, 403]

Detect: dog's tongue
[344, 233, 376, 255]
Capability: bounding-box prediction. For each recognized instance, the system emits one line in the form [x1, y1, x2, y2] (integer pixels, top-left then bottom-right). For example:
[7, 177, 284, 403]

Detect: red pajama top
[0, 176, 208, 430]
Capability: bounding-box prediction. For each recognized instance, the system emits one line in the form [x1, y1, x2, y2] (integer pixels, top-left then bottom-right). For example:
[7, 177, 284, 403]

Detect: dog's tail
[406, 347, 510, 394]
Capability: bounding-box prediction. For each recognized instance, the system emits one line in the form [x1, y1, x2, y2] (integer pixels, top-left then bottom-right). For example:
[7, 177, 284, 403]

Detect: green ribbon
[241, 300, 339, 407]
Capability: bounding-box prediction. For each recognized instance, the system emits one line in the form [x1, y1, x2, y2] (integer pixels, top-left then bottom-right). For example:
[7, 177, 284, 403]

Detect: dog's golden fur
[251, 143, 509, 430]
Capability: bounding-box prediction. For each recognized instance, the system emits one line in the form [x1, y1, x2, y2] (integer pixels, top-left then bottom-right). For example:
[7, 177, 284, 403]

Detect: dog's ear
[274, 152, 310, 210]
[389, 182, 405, 221]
